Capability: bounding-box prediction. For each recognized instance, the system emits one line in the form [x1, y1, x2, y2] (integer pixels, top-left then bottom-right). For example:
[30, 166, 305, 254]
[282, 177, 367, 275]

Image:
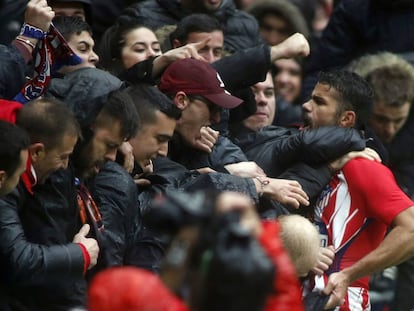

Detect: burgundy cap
[159, 58, 243, 109]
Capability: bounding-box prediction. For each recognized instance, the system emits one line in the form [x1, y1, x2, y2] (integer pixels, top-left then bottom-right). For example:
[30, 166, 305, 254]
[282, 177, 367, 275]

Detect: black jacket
[88, 161, 142, 276]
[121, 0, 262, 53]
[140, 156, 259, 205]
[231, 125, 366, 178]
[0, 171, 86, 311]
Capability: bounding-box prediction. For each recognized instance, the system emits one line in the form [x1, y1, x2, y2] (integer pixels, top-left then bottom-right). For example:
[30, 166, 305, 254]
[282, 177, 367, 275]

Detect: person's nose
[204, 49, 215, 64]
[255, 91, 268, 106]
[302, 100, 312, 112]
[90, 50, 99, 65]
[61, 157, 69, 170]
[384, 122, 397, 137]
[277, 71, 290, 84]
[147, 47, 158, 58]
[104, 147, 117, 162]
[157, 142, 169, 157]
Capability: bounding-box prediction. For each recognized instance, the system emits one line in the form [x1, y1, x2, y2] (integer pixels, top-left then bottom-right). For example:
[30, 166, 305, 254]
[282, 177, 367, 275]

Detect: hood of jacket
[157, 0, 236, 21]
[246, 0, 309, 38]
[46, 68, 123, 126]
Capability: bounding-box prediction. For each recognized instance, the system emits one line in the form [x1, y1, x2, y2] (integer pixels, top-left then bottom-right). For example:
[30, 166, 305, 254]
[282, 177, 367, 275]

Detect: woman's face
[121, 27, 162, 69]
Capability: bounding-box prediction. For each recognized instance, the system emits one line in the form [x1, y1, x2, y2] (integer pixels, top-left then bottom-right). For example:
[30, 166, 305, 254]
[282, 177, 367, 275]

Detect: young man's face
[273, 58, 302, 103]
[260, 13, 291, 46]
[121, 27, 162, 69]
[368, 101, 411, 144]
[302, 82, 342, 129]
[60, 30, 99, 74]
[243, 72, 276, 131]
[0, 150, 28, 196]
[33, 133, 78, 184]
[76, 119, 124, 178]
[176, 96, 220, 148]
[185, 31, 224, 64]
[129, 111, 176, 168]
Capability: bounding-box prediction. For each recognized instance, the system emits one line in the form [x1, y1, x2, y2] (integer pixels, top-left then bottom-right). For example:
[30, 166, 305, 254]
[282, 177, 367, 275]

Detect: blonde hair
[278, 214, 320, 277]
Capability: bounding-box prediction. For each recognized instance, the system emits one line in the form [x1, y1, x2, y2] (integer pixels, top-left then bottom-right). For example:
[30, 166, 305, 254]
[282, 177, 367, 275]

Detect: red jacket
[259, 220, 305, 311]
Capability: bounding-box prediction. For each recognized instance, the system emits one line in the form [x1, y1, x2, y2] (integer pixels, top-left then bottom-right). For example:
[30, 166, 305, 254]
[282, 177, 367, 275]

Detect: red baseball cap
[159, 58, 243, 109]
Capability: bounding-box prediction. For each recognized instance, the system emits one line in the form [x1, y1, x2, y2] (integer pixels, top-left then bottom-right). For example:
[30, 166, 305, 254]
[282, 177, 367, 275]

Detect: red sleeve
[0, 99, 23, 123]
[259, 220, 305, 311]
[77, 243, 90, 275]
[343, 158, 414, 225]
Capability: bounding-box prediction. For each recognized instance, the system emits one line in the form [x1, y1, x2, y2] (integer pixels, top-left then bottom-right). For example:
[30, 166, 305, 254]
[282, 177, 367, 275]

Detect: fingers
[78, 224, 90, 237]
[194, 140, 213, 153]
[195, 167, 216, 174]
[254, 164, 266, 177]
[270, 179, 309, 208]
[358, 147, 381, 162]
[204, 126, 219, 139]
[164, 42, 209, 63]
[191, 36, 211, 49]
[200, 126, 219, 145]
[25, 0, 55, 31]
[287, 181, 310, 205]
[322, 272, 348, 309]
[194, 127, 219, 153]
[134, 178, 151, 186]
[323, 292, 345, 310]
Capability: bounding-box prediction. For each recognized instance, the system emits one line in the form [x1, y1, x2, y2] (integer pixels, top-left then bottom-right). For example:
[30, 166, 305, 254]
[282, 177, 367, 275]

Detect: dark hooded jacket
[0, 170, 87, 311]
[246, 0, 310, 39]
[45, 68, 124, 126]
[87, 161, 143, 278]
[120, 0, 262, 53]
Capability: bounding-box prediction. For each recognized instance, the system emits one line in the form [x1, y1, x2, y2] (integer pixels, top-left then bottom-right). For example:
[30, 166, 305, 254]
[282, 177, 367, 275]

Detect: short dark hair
[126, 84, 181, 129]
[52, 15, 92, 41]
[95, 89, 140, 141]
[318, 70, 374, 129]
[0, 120, 30, 176]
[169, 13, 222, 46]
[16, 98, 81, 150]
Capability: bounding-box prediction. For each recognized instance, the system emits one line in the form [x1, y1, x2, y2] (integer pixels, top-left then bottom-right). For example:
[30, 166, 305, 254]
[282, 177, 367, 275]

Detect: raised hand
[25, 0, 55, 32]
[270, 32, 310, 61]
[163, 37, 211, 62]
